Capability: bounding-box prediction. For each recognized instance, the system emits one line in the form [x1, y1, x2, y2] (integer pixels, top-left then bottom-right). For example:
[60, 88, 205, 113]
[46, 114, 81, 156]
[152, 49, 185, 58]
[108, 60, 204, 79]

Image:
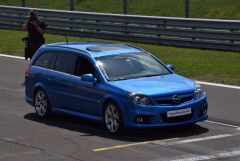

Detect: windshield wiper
[111, 73, 170, 81]
[111, 77, 129, 81]
[112, 75, 142, 81]
[143, 74, 161, 78]
[143, 73, 170, 78]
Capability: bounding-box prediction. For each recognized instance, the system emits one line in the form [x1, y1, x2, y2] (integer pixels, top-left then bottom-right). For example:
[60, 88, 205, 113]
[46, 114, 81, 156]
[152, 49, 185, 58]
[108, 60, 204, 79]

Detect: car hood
[108, 74, 195, 96]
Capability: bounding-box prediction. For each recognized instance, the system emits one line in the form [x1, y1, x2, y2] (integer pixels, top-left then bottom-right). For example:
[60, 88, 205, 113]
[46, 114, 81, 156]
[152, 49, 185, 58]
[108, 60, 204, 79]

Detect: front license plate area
[167, 108, 191, 118]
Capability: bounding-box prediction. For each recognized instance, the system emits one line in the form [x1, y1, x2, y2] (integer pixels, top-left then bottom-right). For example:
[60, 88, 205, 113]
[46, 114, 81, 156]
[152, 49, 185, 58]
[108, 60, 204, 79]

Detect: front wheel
[34, 90, 51, 118]
[104, 102, 122, 134]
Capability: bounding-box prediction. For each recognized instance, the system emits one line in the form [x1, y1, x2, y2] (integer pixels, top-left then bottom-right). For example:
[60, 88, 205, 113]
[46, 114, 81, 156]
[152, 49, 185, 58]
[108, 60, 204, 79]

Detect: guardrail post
[123, 0, 128, 14]
[157, 24, 161, 37]
[192, 26, 196, 40]
[96, 20, 100, 32]
[21, 0, 26, 7]
[70, 0, 74, 11]
[230, 29, 235, 43]
[184, 0, 190, 18]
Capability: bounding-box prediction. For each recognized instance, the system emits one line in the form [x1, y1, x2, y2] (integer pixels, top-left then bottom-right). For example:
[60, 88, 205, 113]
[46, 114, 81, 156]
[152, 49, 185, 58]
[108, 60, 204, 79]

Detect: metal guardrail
[0, 5, 240, 51]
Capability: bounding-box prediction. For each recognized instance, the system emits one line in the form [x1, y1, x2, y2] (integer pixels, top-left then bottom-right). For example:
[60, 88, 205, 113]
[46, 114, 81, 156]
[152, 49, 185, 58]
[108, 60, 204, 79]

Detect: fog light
[135, 115, 152, 124]
[136, 116, 143, 123]
[199, 106, 208, 117]
[203, 108, 207, 114]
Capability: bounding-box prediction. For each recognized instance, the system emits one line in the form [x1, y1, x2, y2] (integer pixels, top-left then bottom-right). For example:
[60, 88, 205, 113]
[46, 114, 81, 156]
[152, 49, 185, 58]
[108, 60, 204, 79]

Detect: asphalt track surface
[0, 55, 240, 161]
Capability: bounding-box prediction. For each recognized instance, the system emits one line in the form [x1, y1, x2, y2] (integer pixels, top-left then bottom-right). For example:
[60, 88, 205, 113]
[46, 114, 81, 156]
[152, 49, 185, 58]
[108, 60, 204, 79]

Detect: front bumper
[123, 96, 208, 128]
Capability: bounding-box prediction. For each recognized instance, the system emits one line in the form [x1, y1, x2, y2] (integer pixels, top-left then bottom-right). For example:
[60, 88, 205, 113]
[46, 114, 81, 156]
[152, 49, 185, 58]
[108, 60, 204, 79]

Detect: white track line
[0, 54, 24, 60]
[196, 80, 240, 90]
[206, 120, 240, 129]
[0, 53, 240, 90]
[169, 149, 240, 161]
[154, 134, 233, 146]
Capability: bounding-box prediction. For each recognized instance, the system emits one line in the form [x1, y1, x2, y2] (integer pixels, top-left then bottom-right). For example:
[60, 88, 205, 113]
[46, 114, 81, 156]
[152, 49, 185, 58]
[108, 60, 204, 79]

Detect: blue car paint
[108, 74, 195, 96]
[25, 42, 208, 128]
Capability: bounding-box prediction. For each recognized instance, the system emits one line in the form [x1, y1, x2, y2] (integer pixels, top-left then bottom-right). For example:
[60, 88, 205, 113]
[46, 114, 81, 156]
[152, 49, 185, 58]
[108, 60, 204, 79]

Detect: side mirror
[81, 74, 96, 83]
[167, 64, 174, 71]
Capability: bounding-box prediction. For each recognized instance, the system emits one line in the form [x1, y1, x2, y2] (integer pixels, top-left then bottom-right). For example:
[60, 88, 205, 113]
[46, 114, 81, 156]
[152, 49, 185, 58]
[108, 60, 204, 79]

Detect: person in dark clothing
[22, 10, 46, 60]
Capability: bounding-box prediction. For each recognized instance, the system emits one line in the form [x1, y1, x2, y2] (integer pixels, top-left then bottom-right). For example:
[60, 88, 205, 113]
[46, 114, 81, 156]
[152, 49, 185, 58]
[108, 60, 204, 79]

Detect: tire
[104, 102, 123, 134]
[34, 90, 51, 118]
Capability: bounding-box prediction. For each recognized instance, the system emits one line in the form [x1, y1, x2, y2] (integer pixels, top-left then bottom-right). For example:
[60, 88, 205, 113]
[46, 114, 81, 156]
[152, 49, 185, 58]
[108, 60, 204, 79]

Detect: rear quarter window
[33, 52, 55, 69]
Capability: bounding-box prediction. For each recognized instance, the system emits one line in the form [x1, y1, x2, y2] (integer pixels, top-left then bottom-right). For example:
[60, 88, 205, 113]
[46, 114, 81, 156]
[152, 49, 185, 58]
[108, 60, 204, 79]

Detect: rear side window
[54, 52, 77, 74]
[33, 52, 54, 68]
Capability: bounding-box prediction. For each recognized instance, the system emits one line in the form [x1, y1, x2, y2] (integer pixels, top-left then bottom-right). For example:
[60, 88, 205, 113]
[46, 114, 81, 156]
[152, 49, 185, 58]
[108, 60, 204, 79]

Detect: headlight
[194, 83, 206, 99]
[129, 93, 150, 105]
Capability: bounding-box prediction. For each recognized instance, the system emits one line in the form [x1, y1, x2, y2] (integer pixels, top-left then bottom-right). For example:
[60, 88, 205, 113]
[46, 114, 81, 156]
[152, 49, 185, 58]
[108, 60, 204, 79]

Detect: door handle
[47, 77, 54, 81]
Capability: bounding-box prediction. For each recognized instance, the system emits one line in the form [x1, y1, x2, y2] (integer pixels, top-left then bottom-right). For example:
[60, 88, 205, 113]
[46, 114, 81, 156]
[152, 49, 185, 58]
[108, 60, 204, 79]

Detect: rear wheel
[104, 102, 122, 134]
[34, 90, 51, 118]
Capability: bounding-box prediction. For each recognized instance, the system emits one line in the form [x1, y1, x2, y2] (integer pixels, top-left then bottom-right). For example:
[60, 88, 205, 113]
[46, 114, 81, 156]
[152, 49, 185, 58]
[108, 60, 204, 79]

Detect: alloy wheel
[34, 90, 49, 117]
[104, 103, 121, 133]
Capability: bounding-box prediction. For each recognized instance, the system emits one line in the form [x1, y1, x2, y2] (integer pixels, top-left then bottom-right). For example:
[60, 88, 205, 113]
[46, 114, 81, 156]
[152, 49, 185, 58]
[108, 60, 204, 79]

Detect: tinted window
[96, 52, 171, 81]
[74, 56, 95, 76]
[49, 52, 58, 70]
[33, 52, 54, 68]
[54, 52, 77, 74]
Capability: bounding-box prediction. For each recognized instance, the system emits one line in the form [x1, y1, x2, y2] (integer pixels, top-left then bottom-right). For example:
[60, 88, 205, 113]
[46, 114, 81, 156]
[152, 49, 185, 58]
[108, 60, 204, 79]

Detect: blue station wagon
[25, 42, 208, 133]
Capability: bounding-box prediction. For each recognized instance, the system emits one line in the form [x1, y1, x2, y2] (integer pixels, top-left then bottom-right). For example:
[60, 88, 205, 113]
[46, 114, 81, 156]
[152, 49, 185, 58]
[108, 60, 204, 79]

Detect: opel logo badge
[173, 95, 181, 104]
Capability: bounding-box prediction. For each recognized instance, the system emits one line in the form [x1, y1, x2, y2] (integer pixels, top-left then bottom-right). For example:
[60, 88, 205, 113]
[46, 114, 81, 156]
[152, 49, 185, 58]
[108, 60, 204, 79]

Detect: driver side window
[74, 56, 96, 77]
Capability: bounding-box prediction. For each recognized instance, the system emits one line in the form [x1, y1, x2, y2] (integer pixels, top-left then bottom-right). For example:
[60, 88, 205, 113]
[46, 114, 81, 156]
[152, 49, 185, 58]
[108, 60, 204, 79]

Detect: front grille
[154, 92, 194, 105]
[161, 110, 194, 123]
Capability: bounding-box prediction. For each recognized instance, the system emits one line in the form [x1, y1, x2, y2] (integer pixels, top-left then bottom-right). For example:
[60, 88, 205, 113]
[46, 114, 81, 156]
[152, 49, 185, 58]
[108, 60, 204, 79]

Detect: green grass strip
[1, 29, 240, 85]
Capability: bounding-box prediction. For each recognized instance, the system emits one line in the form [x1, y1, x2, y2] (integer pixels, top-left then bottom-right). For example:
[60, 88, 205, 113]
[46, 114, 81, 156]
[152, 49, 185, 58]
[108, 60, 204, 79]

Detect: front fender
[100, 93, 131, 125]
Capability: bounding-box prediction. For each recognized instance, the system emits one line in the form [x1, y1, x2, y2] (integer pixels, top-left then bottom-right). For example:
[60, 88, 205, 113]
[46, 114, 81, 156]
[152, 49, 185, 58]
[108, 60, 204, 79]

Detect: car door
[70, 55, 106, 116]
[47, 51, 78, 110]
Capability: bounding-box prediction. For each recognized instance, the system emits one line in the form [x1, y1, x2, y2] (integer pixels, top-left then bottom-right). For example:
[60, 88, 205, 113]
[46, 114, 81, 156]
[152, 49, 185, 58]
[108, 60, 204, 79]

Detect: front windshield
[96, 52, 171, 81]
